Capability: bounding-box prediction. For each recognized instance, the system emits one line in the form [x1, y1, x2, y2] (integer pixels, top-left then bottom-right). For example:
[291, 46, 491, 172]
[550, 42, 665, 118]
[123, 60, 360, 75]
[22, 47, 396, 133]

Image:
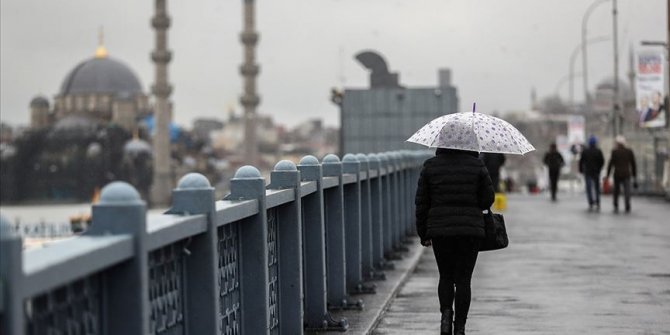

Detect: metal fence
[1, 151, 430, 335]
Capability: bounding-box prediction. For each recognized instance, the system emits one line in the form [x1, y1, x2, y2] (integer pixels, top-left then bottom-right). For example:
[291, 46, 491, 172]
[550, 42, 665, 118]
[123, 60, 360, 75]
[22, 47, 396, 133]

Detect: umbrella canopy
[407, 112, 535, 155]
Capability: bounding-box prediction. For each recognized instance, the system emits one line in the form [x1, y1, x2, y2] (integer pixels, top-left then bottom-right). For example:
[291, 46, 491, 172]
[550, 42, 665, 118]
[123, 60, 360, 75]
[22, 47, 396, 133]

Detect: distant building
[1, 39, 155, 203]
[339, 51, 459, 154]
[30, 41, 150, 132]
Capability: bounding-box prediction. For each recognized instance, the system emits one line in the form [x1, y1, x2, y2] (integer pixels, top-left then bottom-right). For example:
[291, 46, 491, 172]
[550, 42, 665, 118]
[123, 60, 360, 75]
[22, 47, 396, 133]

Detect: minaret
[240, 0, 260, 166]
[150, 0, 173, 207]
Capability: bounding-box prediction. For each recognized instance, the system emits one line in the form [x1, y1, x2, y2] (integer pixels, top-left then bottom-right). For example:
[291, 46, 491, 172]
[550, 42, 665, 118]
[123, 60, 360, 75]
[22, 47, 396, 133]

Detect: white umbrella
[407, 109, 535, 155]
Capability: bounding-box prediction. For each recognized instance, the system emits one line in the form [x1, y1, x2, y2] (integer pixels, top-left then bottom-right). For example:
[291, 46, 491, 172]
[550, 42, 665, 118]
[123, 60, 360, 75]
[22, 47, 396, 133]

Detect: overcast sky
[0, 0, 666, 128]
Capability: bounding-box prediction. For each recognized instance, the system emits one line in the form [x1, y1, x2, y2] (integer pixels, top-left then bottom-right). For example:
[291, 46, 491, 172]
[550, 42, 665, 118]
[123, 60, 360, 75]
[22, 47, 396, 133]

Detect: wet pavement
[373, 193, 670, 334]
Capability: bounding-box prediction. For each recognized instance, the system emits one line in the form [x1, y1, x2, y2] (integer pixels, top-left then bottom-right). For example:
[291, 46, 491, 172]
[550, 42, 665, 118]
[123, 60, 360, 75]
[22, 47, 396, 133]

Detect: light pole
[556, 72, 583, 99]
[581, 0, 611, 105]
[611, 0, 621, 138]
[570, 36, 609, 106]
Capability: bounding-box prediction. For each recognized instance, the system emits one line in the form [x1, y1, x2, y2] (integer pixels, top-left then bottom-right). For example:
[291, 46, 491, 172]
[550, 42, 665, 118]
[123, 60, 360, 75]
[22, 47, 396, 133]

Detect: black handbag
[480, 210, 508, 251]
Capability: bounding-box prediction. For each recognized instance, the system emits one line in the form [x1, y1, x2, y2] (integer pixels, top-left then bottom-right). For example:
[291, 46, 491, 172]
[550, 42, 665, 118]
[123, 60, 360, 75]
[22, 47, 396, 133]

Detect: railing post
[87, 181, 149, 334]
[268, 160, 304, 335]
[226, 166, 270, 335]
[389, 152, 402, 251]
[1, 215, 24, 335]
[166, 173, 219, 334]
[366, 154, 388, 274]
[355, 153, 375, 280]
[378, 153, 395, 260]
[322, 154, 362, 310]
[342, 154, 375, 295]
[298, 156, 347, 331]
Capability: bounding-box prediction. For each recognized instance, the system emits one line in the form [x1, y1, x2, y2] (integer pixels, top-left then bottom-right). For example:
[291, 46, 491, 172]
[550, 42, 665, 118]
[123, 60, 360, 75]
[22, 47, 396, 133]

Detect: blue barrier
[0, 150, 431, 335]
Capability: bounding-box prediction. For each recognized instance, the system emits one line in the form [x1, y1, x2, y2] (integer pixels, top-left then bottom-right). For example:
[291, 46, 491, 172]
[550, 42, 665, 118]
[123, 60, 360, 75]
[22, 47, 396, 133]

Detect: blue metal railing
[0, 150, 430, 335]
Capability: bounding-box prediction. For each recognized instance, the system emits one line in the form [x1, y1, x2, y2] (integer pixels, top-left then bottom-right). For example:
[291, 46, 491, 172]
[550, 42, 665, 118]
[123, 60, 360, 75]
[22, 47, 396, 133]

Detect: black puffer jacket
[415, 149, 495, 241]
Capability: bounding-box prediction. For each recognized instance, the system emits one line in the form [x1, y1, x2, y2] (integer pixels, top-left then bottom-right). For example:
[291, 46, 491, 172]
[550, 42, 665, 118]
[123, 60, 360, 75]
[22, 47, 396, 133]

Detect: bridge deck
[373, 194, 670, 334]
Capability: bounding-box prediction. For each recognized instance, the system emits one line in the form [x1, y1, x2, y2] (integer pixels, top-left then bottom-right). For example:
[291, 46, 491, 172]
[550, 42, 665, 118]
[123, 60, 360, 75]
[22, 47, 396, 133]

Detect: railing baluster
[268, 160, 304, 335]
[367, 154, 388, 274]
[355, 153, 375, 280]
[167, 173, 219, 334]
[88, 181, 150, 334]
[322, 154, 362, 310]
[298, 156, 348, 331]
[227, 166, 270, 335]
[1, 215, 25, 335]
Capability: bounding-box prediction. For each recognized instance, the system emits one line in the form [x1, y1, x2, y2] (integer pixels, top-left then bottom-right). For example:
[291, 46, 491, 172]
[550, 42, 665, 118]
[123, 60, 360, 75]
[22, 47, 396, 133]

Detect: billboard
[636, 52, 667, 128]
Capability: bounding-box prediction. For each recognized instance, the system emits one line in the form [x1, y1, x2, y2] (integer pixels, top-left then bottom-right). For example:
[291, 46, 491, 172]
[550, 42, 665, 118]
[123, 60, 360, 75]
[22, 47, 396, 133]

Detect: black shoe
[453, 325, 465, 335]
[613, 207, 619, 214]
[440, 310, 453, 335]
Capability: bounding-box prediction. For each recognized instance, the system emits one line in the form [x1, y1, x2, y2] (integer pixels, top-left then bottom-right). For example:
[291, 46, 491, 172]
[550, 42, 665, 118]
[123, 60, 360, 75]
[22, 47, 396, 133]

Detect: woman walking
[415, 148, 495, 335]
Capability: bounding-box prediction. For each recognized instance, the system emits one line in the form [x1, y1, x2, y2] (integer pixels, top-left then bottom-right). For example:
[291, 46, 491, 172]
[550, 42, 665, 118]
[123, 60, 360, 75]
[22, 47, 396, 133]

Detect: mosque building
[30, 36, 150, 132]
[1, 36, 156, 203]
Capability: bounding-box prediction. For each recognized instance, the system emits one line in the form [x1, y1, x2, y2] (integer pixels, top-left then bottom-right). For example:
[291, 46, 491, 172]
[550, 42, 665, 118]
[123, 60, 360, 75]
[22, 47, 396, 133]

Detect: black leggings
[432, 237, 481, 326]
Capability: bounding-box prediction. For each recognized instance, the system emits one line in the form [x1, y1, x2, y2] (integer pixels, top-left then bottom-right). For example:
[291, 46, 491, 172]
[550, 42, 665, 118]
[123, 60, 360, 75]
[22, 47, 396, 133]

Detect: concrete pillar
[150, 0, 174, 207]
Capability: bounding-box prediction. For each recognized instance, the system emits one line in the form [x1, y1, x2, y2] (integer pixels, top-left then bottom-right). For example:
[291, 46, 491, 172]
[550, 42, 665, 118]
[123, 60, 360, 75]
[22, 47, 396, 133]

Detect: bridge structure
[0, 151, 430, 335]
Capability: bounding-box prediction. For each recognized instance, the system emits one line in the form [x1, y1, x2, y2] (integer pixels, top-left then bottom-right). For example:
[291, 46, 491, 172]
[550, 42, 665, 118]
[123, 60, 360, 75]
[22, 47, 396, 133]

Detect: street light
[556, 72, 583, 99]
[570, 36, 610, 106]
[581, 0, 611, 105]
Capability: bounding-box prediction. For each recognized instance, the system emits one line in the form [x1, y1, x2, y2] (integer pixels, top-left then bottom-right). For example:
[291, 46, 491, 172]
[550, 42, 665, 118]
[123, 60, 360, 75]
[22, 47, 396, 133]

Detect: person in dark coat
[606, 135, 637, 213]
[480, 152, 506, 192]
[579, 135, 605, 211]
[543, 143, 565, 201]
[415, 148, 495, 335]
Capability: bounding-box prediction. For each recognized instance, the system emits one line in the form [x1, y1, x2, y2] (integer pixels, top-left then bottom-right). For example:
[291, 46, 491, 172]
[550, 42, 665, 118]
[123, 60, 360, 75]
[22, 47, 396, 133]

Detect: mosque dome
[59, 54, 143, 97]
[30, 96, 49, 108]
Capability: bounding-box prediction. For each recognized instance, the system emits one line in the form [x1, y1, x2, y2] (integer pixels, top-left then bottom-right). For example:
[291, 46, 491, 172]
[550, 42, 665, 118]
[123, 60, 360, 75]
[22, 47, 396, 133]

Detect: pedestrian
[579, 135, 605, 211]
[605, 135, 637, 213]
[480, 152, 506, 192]
[543, 143, 565, 201]
[415, 148, 495, 335]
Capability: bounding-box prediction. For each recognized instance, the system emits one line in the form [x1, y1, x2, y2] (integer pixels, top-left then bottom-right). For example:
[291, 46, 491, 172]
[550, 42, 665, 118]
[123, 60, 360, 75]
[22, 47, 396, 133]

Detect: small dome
[123, 138, 152, 155]
[59, 57, 143, 96]
[48, 115, 99, 140]
[30, 96, 49, 108]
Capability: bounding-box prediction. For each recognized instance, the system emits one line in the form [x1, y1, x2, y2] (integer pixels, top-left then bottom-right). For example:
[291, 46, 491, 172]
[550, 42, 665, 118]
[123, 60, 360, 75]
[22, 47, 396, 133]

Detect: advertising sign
[636, 52, 667, 128]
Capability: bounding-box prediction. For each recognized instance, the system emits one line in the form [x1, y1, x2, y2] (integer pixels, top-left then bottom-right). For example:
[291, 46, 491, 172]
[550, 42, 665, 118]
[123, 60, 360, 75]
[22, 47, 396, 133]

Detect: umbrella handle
[472, 102, 476, 113]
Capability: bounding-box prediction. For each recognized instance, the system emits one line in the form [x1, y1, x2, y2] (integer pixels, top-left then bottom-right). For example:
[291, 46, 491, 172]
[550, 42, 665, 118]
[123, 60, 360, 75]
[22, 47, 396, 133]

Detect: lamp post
[581, 0, 611, 105]
[570, 36, 610, 106]
[556, 72, 583, 99]
[611, 0, 621, 138]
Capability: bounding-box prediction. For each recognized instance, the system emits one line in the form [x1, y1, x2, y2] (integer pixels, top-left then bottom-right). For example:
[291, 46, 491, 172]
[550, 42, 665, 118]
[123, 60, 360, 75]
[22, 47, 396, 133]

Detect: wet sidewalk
[373, 194, 670, 334]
